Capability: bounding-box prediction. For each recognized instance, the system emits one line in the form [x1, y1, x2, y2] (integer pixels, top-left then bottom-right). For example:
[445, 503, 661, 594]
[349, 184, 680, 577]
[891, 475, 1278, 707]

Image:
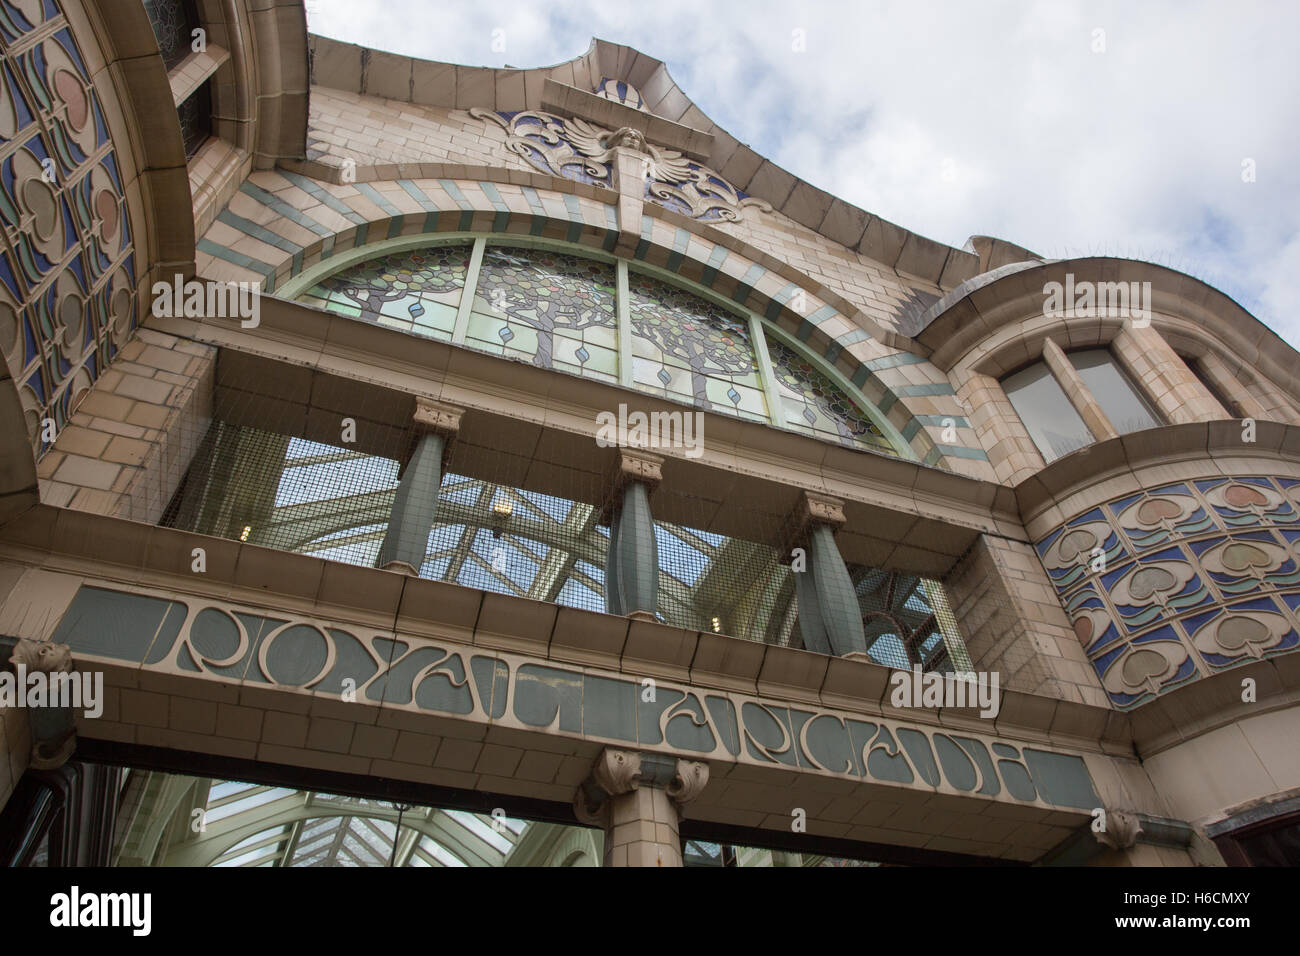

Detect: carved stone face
[605, 127, 647, 153]
[11, 639, 73, 673]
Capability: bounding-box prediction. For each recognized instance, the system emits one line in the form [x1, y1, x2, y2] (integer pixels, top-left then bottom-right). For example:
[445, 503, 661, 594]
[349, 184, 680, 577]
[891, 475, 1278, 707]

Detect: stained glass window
[142, 0, 199, 72]
[766, 338, 892, 452]
[299, 244, 471, 342]
[177, 81, 211, 159]
[293, 240, 904, 456]
[466, 246, 617, 380]
[627, 271, 766, 421]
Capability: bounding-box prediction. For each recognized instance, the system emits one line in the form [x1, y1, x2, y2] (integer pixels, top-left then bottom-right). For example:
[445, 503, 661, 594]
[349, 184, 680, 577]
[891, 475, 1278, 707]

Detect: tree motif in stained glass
[299, 244, 470, 341]
[766, 337, 893, 452]
[467, 246, 617, 381]
[627, 272, 766, 420]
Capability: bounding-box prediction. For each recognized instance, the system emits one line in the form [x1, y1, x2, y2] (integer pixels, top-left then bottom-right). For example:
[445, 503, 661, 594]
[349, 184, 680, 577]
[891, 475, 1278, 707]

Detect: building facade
[1, 0, 1298, 867]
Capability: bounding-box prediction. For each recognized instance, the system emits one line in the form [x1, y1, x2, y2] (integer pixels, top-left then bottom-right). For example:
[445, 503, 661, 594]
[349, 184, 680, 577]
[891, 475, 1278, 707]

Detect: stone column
[574, 748, 709, 867]
[600, 449, 662, 621]
[784, 492, 867, 657]
[375, 398, 463, 575]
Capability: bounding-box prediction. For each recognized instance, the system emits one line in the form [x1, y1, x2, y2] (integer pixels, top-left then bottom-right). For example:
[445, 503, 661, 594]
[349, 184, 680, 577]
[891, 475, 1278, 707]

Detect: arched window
[291, 237, 899, 456]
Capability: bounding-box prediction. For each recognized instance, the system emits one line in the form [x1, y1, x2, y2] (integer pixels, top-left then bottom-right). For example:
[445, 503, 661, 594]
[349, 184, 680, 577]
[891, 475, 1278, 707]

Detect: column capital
[412, 397, 464, 438]
[399, 397, 463, 472]
[573, 747, 710, 825]
[598, 448, 663, 525]
[780, 489, 846, 558]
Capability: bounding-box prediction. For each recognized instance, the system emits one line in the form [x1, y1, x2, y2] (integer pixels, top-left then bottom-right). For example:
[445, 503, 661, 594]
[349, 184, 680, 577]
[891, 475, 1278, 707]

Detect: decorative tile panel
[0, 0, 136, 457]
[1036, 477, 1300, 708]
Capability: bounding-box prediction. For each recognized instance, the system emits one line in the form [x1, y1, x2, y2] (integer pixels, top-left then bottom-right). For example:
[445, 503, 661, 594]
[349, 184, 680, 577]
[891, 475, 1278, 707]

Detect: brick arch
[192, 171, 984, 470]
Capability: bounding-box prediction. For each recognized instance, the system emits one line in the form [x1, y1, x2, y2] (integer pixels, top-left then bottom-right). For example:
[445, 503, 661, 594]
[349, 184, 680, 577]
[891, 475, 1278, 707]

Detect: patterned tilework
[1035, 476, 1300, 709]
[0, 0, 136, 458]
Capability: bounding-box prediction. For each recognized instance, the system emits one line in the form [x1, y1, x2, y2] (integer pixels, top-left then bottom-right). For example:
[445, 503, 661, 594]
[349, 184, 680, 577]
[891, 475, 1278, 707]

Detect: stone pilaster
[1112, 325, 1228, 424]
[574, 748, 709, 867]
[783, 491, 867, 656]
[601, 449, 662, 620]
[376, 398, 463, 575]
[611, 145, 648, 259]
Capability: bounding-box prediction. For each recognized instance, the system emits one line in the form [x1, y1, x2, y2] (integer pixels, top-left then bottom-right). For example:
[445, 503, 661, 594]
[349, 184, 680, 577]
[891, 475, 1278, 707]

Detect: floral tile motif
[1195, 477, 1298, 527]
[1092, 623, 1196, 708]
[1036, 508, 1128, 594]
[1034, 476, 1300, 709]
[1107, 483, 1213, 552]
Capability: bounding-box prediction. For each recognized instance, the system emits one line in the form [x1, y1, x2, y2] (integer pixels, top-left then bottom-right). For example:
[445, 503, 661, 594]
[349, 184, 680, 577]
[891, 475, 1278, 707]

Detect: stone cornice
[540, 78, 714, 160]
[1014, 420, 1300, 538]
[0, 501, 1123, 753]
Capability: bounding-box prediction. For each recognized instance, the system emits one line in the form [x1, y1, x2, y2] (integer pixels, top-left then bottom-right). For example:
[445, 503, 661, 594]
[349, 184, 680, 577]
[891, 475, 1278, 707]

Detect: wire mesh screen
[162, 414, 973, 670]
[784, 562, 971, 673]
[163, 421, 613, 611]
[654, 520, 794, 642]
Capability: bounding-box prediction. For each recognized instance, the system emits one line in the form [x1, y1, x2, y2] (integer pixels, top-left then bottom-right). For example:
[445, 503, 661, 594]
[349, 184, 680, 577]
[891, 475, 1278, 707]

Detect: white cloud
[308, 0, 1300, 348]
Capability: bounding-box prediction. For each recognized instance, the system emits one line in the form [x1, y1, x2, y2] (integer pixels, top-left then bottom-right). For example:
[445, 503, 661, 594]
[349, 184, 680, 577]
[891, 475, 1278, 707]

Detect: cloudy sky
[306, 0, 1300, 350]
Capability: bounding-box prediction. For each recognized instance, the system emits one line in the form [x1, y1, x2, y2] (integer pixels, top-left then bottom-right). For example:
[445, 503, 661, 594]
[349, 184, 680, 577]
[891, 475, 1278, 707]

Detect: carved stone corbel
[1094, 809, 1144, 850]
[10, 639, 77, 770]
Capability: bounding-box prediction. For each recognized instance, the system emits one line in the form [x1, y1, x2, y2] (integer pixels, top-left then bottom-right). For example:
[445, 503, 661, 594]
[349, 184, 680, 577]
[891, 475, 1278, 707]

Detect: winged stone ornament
[470, 107, 771, 222]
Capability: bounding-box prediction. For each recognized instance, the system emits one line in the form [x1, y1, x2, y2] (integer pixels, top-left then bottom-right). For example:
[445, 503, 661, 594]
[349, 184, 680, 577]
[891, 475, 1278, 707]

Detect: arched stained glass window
[766, 337, 893, 453]
[298, 244, 472, 341]
[465, 246, 618, 380]
[289, 238, 903, 456]
[626, 271, 766, 421]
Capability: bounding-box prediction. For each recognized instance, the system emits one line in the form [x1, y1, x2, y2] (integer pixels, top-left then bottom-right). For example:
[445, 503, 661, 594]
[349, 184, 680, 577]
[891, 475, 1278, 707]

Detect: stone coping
[305, 33, 984, 291]
[1013, 420, 1300, 538]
